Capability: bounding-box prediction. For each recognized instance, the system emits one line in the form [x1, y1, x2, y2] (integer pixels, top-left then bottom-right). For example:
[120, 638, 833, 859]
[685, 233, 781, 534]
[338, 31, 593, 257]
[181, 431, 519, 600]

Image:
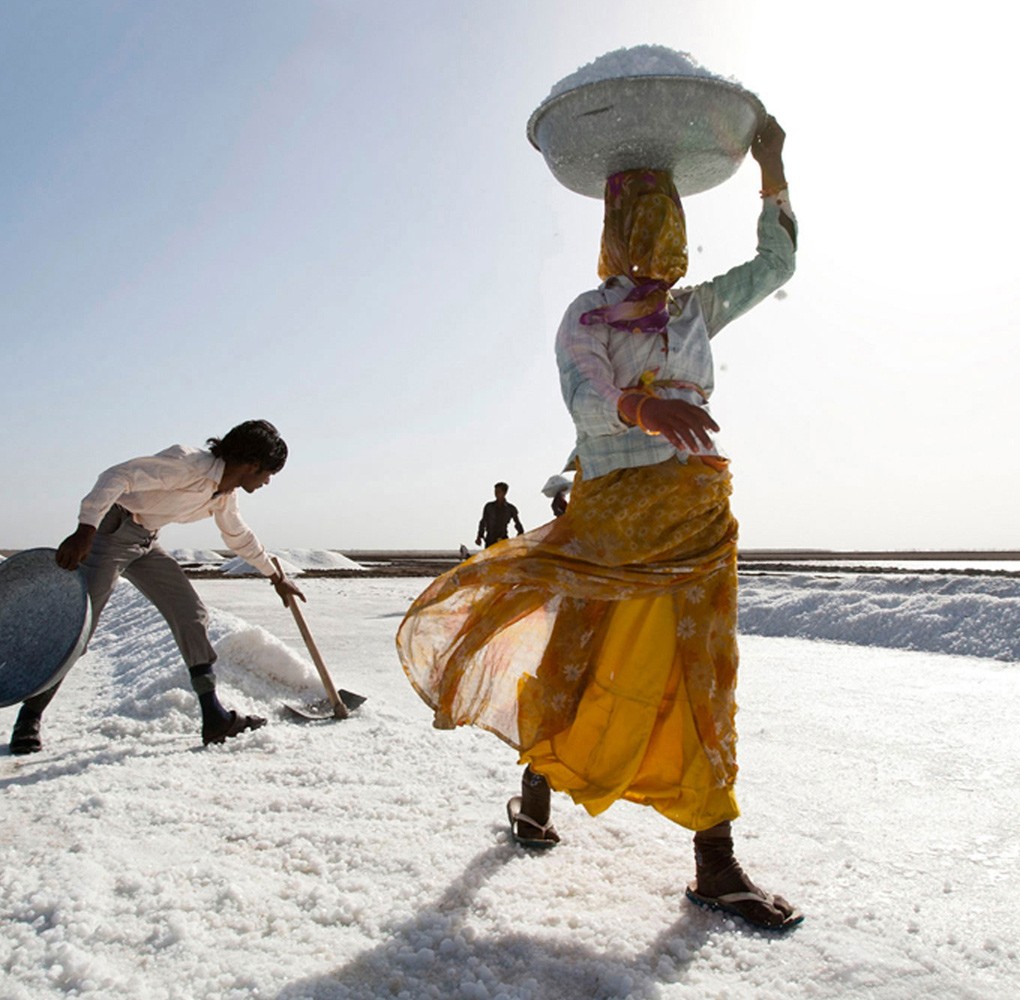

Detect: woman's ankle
[521, 766, 551, 825]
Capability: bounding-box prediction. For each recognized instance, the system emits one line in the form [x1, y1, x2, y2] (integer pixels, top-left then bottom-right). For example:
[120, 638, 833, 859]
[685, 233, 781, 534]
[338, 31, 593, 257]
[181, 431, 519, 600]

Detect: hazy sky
[2, 0, 1017, 552]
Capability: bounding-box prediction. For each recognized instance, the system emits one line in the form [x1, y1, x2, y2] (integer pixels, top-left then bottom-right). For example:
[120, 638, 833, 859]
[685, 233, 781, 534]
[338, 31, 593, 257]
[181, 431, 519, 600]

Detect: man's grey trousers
[21, 504, 216, 715]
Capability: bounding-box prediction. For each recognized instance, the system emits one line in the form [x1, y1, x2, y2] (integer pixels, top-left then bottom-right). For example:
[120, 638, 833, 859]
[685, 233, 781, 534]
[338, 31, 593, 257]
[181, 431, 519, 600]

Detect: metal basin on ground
[0, 548, 91, 707]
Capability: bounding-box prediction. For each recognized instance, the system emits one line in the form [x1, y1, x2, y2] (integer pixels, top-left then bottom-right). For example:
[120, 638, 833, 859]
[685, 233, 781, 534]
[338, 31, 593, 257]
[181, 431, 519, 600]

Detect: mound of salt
[219, 549, 364, 576]
[272, 548, 365, 571]
[213, 623, 318, 690]
[546, 44, 729, 100]
[169, 548, 226, 566]
[220, 555, 303, 577]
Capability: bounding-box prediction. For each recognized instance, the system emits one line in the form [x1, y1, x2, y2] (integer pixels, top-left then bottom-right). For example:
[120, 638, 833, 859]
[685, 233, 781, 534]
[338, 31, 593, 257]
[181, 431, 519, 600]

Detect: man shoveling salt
[8, 419, 304, 755]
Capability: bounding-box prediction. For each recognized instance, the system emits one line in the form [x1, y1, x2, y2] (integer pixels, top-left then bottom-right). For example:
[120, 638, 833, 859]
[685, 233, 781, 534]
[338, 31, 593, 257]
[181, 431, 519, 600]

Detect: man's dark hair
[495, 482, 509, 492]
[208, 420, 288, 473]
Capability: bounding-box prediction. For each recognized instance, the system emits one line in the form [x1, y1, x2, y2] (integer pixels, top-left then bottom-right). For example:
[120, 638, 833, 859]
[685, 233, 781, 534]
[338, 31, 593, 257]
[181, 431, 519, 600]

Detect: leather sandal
[685, 882, 803, 931]
[202, 711, 267, 746]
[506, 795, 560, 848]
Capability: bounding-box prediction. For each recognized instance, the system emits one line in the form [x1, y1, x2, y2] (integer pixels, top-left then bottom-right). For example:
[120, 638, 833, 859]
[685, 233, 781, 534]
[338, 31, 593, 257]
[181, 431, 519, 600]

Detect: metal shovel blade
[284, 690, 367, 721]
[273, 556, 367, 723]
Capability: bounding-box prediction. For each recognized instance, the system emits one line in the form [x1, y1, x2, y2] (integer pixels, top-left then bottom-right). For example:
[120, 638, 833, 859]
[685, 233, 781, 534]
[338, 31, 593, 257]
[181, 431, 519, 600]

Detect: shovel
[273, 557, 366, 721]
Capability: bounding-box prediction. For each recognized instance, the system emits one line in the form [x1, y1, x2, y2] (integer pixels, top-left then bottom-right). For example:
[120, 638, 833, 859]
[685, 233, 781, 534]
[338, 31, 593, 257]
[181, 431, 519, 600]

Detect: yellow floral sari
[396, 456, 741, 831]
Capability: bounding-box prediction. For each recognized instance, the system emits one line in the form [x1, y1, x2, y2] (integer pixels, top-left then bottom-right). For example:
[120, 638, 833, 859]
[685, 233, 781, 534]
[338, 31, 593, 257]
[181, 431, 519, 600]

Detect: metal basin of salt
[527, 74, 765, 198]
[0, 548, 91, 707]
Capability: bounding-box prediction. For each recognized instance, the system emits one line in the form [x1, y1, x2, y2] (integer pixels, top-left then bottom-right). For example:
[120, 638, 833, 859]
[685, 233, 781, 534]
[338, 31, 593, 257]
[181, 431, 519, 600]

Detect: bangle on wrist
[618, 390, 661, 436]
[634, 395, 661, 436]
[618, 390, 640, 427]
[619, 390, 649, 427]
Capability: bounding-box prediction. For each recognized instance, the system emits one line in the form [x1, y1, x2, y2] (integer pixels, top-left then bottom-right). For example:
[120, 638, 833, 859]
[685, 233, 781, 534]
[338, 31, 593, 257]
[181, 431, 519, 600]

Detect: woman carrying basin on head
[398, 115, 800, 931]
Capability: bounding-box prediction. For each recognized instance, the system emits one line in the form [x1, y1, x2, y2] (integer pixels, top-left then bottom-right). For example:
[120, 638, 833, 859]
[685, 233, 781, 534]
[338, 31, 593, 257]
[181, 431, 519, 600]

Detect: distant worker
[475, 482, 524, 548]
[541, 474, 572, 517]
[7, 420, 305, 756]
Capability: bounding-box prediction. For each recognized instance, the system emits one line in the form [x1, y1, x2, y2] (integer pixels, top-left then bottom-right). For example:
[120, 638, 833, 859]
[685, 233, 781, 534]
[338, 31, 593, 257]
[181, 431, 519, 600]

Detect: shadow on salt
[275, 845, 723, 1000]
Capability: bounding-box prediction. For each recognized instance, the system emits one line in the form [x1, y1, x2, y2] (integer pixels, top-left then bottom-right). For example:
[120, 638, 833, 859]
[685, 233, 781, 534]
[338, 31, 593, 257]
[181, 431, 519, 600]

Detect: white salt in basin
[0, 548, 92, 706]
[528, 45, 765, 198]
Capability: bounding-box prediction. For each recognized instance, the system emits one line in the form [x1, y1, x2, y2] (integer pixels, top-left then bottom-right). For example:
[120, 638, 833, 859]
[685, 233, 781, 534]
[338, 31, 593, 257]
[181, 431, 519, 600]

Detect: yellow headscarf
[598, 169, 688, 284]
[581, 169, 688, 334]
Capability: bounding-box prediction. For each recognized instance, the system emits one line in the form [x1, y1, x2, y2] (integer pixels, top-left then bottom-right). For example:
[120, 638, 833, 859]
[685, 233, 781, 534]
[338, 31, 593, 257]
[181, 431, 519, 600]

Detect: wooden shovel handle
[272, 557, 349, 719]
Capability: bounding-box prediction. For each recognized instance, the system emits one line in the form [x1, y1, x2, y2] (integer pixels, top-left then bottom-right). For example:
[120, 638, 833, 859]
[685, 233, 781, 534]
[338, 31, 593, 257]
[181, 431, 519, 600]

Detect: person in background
[398, 116, 801, 931]
[8, 419, 304, 756]
[474, 482, 524, 548]
[542, 474, 572, 517]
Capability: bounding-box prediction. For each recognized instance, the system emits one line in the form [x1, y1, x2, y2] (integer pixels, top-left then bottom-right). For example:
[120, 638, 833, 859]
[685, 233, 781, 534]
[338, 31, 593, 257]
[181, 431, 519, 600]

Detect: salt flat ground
[1, 574, 1018, 999]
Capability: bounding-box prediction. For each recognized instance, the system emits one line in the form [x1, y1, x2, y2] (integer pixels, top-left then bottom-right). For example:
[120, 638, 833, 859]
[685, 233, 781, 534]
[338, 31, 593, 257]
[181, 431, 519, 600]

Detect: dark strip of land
[5, 550, 1019, 579]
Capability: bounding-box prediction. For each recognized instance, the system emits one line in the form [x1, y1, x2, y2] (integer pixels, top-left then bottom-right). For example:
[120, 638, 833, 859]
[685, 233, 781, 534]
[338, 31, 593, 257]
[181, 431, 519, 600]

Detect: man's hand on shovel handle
[271, 571, 306, 606]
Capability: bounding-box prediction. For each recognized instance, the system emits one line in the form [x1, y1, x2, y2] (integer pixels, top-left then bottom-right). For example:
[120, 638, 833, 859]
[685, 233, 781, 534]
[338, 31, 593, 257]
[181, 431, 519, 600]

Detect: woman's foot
[689, 823, 802, 930]
[685, 880, 802, 930]
[507, 766, 560, 847]
[506, 796, 560, 847]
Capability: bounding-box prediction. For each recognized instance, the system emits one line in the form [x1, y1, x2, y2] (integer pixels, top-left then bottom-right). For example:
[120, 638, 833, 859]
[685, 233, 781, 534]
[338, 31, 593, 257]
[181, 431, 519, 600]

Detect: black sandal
[202, 711, 267, 746]
[686, 882, 803, 930]
[506, 796, 560, 848]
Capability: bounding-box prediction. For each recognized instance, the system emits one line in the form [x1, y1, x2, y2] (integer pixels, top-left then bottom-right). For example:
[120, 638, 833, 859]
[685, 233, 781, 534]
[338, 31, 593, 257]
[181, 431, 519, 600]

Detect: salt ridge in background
[169, 548, 225, 566]
[220, 548, 366, 576]
[740, 571, 1020, 661]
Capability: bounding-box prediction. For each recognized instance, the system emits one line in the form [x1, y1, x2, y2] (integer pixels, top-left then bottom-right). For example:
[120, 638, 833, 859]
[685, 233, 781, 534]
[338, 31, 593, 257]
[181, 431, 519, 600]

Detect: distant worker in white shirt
[8, 419, 305, 756]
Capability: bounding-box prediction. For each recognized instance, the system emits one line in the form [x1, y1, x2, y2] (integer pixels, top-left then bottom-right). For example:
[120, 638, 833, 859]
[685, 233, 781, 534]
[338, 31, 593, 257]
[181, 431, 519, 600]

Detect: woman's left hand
[752, 115, 788, 194]
[620, 393, 719, 452]
[752, 115, 785, 163]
